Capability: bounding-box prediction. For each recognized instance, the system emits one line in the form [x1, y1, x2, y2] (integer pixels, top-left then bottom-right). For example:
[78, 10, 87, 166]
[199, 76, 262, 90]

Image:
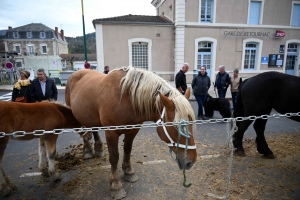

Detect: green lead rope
[168, 120, 193, 188]
[179, 119, 192, 188]
[183, 169, 192, 188]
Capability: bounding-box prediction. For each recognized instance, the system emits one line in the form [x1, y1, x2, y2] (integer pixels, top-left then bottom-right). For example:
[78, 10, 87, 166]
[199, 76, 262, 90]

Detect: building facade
[94, 0, 300, 82]
[93, 15, 175, 80]
[2, 23, 68, 75]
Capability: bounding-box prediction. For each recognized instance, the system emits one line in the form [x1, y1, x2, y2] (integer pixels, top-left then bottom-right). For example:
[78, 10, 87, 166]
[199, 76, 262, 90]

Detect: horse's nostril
[185, 161, 193, 169]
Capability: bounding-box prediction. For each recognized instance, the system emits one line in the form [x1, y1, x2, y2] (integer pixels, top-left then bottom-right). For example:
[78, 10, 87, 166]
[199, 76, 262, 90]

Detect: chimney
[55, 27, 58, 38]
[60, 30, 64, 40]
[8, 26, 12, 29]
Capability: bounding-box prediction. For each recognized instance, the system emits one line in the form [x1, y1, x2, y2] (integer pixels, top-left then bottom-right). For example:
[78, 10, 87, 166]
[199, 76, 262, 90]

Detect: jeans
[231, 92, 238, 108]
[194, 94, 207, 117]
[217, 88, 227, 98]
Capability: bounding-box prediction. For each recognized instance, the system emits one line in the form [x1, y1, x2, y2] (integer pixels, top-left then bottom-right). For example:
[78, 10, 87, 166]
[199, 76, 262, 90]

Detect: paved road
[0, 89, 66, 102]
[1, 90, 300, 199]
[0, 91, 12, 101]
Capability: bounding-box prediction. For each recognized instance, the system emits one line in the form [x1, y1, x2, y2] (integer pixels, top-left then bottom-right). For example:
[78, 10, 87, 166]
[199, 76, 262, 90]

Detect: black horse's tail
[233, 79, 248, 118]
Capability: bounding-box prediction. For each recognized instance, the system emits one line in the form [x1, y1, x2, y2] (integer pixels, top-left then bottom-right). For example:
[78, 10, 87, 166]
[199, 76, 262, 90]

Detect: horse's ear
[159, 92, 175, 111]
[184, 87, 190, 100]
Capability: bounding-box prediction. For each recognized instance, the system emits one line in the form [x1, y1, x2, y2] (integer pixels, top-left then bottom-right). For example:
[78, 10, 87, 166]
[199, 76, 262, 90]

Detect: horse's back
[65, 70, 105, 106]
[65, 69, 127, 127]
[0, 102, 77, 133]
[236, 72, 300, 119]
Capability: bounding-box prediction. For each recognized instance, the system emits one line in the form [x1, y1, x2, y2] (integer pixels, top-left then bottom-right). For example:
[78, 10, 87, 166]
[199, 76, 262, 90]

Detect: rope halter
[156, 107, 194, 188]
[156, 107, 196, 150]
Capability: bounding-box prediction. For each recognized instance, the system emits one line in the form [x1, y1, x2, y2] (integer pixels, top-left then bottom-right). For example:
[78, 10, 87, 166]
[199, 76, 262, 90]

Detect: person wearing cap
[11, 70, 32, 102]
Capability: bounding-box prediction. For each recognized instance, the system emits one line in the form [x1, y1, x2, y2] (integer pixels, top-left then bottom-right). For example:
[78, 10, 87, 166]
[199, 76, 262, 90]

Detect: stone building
[2, 23, 68, 76]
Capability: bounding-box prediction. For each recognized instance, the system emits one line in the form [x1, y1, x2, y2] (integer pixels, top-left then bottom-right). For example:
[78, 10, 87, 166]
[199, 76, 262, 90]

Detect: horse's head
[156, 90, 197, 170]
[203, 94, 214, 117]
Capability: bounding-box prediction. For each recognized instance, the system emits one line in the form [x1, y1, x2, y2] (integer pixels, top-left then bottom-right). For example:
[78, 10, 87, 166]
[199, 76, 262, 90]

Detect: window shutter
[292, 4, 300, 26]
[249, 1, 261, 25]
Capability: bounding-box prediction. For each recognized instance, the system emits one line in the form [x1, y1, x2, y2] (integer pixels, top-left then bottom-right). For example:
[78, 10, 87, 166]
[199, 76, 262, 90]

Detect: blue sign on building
[261, 56, 268, 64]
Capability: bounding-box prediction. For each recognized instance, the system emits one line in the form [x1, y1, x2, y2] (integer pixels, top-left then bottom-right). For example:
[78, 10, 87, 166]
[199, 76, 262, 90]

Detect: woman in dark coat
[192, 66, 211, 120]
[11, 70, 32, 102]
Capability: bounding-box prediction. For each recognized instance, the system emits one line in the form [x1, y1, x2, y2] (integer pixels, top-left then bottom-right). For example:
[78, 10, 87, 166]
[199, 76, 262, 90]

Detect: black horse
[204, 94, 231, 118]
[233, 71, 300, 158]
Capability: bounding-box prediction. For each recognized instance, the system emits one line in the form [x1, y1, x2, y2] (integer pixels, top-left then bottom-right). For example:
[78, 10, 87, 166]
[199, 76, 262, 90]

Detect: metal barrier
[0, 68, 22, 85]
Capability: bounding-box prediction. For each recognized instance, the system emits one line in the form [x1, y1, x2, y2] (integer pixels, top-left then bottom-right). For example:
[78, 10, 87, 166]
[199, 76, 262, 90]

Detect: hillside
[66, 32, 96, 54]
[0, 29, 96, 54]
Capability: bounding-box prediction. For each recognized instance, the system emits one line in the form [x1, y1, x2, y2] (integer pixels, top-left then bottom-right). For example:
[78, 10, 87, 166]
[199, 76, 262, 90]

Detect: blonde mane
[117, 66, 195, 123]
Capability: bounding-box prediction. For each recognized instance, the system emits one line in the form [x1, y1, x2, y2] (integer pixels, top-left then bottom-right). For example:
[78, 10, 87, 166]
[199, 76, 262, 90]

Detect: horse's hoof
[0, 185, 13, 196]
[264, 154, 275, 159]
[48, 171, 62, 180]
[39, 168, 49, 177]
[83, 152, 94, 159]
[124, 174, 139, 183]
[111, 188, 126, 200]
[53, 172, 62, 180]
[8, 183, 17, 190]
[94, 150, 104, 158]
[234, 149, 246, 157]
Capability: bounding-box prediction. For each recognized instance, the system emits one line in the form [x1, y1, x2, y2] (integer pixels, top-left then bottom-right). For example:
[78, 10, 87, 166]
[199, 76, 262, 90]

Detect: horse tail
[233, 79, 248, 118]
[65, 81, 70, 106]
[64, 71, 83, 106]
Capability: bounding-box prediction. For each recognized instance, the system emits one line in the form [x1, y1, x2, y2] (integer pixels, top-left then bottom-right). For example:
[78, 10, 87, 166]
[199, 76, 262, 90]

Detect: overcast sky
[0, 0, 157, 37]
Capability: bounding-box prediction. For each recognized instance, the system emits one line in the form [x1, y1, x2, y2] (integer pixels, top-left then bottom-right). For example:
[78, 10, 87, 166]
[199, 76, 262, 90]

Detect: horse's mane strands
[119, 67, 196, 128]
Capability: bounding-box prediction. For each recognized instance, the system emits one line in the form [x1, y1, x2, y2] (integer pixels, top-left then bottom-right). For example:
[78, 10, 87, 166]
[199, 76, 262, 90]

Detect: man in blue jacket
[30, 68, 58, 102]
[214, 65, 231, 98]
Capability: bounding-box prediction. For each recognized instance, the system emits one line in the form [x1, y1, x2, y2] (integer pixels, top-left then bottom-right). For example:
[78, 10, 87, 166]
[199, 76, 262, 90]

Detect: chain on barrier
[1, 112, 299, 199]
[1, 112, 299, 137]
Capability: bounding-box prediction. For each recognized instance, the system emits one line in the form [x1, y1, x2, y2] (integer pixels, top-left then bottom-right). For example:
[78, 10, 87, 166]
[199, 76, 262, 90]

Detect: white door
[197, 42, 212, 78]
[197, 53, 211, 77]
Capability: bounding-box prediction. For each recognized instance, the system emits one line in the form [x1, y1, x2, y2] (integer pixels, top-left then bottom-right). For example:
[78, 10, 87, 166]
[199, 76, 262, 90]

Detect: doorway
[197, 42, 212, 77]
[285, 43, 298, 75]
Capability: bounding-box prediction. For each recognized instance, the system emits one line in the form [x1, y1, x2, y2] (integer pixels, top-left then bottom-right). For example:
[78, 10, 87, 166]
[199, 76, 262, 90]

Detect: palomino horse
[65, 67, 197, 199]
[0, 101, 81, 196]
[233, 72, 300, 158]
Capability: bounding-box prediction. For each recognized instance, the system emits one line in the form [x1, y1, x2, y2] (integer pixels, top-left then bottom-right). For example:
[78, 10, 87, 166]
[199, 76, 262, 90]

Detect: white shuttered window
[201, 0, 214, 22]
[249, 1, 261, 24]
[292, 4, 300, 26]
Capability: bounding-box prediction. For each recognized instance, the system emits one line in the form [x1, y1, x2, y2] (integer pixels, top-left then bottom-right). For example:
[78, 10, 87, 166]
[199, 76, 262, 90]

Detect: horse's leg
[38, 137, 48, 175]
[79, 132, 94, 159]
[233, 120, 253, 156]
[0, 137, 16, 196]
[253, 119, 275, 159]
[80, 131, 104, 159]
[93, 131, 104, 157]
[106, 131, 126, 200]
[122, 132, 139, 183]
[45, 134, 61, 180]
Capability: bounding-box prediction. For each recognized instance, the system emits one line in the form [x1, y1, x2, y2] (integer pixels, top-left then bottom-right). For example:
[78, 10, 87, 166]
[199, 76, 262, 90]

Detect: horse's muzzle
[176, 158, 194, 170]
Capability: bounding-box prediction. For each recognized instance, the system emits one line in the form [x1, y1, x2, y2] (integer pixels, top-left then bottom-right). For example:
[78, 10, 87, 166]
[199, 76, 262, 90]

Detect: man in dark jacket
[214, 65, 231, 98]
[175, 63, 189, 94]
[30, 68, 58, 102]
[192, 66, 211, 120]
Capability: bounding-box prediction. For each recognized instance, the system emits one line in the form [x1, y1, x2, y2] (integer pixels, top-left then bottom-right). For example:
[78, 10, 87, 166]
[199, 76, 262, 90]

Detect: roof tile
[7, 23, 53, 32]
[93, 14, 173, 25]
